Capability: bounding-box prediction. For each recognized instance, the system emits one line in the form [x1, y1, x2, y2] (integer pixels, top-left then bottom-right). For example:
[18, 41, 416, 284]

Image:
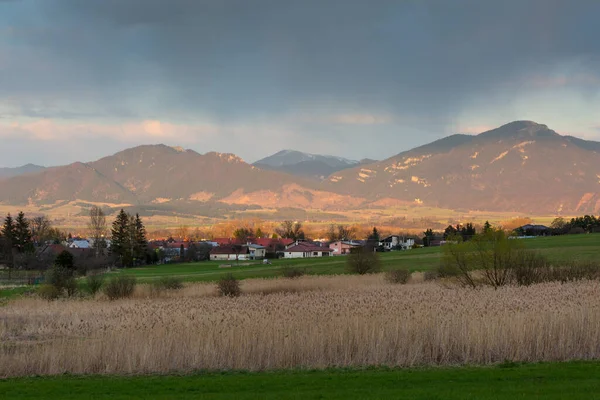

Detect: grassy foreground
[1, 362, 599, 399]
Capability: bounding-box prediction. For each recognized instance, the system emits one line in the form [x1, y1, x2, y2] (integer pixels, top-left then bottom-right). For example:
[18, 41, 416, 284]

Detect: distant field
[1, 362, 600, 399]
[0, 202, 557, 231]
[113, 234, 600, 283]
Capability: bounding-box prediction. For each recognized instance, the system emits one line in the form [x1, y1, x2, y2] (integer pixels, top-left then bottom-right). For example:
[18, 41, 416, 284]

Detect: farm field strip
[1, 362, 600, 399]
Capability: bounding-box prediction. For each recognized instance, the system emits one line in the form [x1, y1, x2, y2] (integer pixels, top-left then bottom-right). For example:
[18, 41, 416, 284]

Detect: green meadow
[1, 362, 599, 400]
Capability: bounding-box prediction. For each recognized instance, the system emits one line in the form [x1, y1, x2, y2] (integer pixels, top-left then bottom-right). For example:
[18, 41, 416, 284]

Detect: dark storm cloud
[1, 0, 599, 166]
[2, 0, 597, 119]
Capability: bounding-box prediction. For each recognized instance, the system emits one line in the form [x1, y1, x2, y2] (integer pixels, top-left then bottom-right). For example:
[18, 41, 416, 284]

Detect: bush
[546, 262, 600, 283]
[86, 273, 105, 295]
[46, 264, 78, 298]
[423, 270, 439, 281]
[512, 251, 549, 286]
[281, 267, 306, 279]
[385, 268, 411, 284]
[217, 274, 241, 297]
[38, 284, 61, 301]
[103, 275, 137, 300]
[346, 247, 381, 275]
[153, 276, 184, 291]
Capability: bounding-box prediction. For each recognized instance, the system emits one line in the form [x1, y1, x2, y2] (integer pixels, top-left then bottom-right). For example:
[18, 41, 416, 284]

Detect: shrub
[512, 250, 549, 286]
[346, 247, 381, 275]
[86, 273, 105, 295]
[281, 267, 306, 279]
[547, 262, 600, 283]
[103, 275, 137, 300]
[385, 268, 411, 284]
[37, 284, 61, 301]
[217, 274, 241, 297]
[46, 263, 78, 298]
[153, 276, 184, 291]
[423, 270, 439, 281]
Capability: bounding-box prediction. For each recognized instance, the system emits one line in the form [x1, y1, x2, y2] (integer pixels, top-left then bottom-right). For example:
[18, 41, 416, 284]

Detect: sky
[1, 0, 599, 167]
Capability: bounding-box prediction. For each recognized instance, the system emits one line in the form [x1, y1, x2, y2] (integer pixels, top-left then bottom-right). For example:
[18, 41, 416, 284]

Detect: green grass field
[1, 362, 599, 399]
[110, 234, 599, 283]
[1, 234, 598, 296]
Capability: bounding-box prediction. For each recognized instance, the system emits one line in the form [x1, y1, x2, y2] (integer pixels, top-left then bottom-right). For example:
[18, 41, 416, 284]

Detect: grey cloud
[1, 0, 600, 164]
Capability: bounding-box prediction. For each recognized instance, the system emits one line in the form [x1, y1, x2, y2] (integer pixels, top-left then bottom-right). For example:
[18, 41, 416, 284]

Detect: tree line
[0, 207, 149, 276]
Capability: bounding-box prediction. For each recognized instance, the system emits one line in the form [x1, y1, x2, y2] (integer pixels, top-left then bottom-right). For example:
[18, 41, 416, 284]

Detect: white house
[283, 242, 333, 259]
[209, 244, 266, 261]
[379, 235, 414, 250]
[247, 244, 266, 260]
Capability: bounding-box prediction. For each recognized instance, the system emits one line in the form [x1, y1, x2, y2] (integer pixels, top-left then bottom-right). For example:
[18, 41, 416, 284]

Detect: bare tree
[88, 206, 107, 258]
[175, 225, 190, 241]
[276, 221, 305, 241]
[30, 215, 51, 243]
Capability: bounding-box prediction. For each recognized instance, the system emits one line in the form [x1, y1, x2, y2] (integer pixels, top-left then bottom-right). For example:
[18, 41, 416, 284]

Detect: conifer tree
[132, 213, 147, 262]
[1, 213, 16, 269]
[111, 209, 132, 267]
[14, 211, 34, 253]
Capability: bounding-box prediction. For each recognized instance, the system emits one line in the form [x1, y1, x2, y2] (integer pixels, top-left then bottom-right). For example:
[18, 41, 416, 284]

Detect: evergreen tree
[132, 213, 147, 263]
[368, 227, 380, 242]
[111, 209, 132, 267]
[1, 213, 16, 269]
[483, 220, 492, 234]
[14, 211, 34, 253]
[423, 228, 434, 246]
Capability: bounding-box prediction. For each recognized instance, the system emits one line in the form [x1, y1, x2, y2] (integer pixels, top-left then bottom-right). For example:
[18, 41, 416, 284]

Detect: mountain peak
[478, 120, 559, 140]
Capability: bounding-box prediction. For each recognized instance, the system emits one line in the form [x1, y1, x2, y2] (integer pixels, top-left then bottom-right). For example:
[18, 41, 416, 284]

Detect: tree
[132, 213, 147, 263]
[368, 227, 380, 242]
[30, 215, 52, 244]
[326, 224, 357, 242]
[423, 228, 434, 247]
[48, 250, 78, 297]
[14, 211, 34, 254]
[1, 213, 16, 272]
[444, 225, 458, 239]
[88, 206, 108, 258]
[232, 244, 243, 266]
[175, 225, 190, 241]
[255, 227, 264, 239]
[483, 221, 492, 234]
[550, 217, 568, 235]
[276, 221, 305, 241]
[111, 209, 133, 267]
[461, 223, 476, 241]
[233, 227, 254, 243]
[346, 246, 381, 275]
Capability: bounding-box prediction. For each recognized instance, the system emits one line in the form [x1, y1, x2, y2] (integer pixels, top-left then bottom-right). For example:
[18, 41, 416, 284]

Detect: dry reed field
[1, 275, 600, 378]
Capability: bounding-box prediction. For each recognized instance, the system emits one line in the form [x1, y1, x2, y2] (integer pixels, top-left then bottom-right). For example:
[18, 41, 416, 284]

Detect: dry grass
[1, 275, 600, 377]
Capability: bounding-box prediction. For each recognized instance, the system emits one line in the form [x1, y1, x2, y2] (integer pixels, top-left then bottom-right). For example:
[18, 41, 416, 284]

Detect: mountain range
[0, 121, 599, 216]
[0, 164, 46, 179]
[253, 150, 375, 179]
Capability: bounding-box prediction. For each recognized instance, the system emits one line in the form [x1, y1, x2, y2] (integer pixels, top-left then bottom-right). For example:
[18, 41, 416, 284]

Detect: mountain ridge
[1, 121, 599, 215]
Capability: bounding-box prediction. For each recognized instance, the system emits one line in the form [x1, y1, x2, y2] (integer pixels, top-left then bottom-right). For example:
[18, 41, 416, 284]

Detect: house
[379, 235, 414, 250]
[379, 235, 399, 250]
[246, 244, 266, 260]
[329, 240, 363, 255]
[283, 242, 333, 258]
[69, 240, 90, 249]
[516, 224, 549, 237]
[210, 245, 249, 261]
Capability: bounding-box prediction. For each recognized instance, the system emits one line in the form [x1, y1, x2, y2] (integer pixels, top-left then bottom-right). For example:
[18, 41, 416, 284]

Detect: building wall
[284, 251, 330, 259]
[211, 254, 250, 261]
